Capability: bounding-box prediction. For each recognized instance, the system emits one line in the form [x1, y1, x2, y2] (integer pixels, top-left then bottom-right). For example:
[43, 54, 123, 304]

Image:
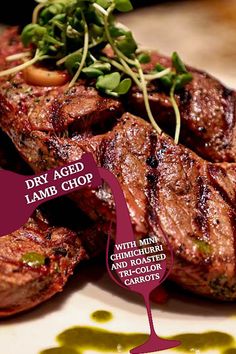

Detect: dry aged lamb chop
[0, 28, 236, 301]
[0, 129, 106, 317]
[0, 208, 106, 317]
[129, 52, 236, 163]
[0, 210, 84, 317]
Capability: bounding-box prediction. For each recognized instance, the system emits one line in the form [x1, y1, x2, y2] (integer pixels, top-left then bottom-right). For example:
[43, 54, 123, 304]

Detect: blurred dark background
[0, 0, 179, 25]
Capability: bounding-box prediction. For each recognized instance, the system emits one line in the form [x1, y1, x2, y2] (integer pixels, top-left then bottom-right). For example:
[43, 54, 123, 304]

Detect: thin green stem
[102, 56, 130, 75]
[6, 52, 31, 62]
[119, 58, 142, 89]
[103, 56, 141, 88]
[90, 53, 97, 62]
[137, 59, 162, 134]
[93, 2, 108, 16]
[56, 38, 104, 66]
[95, 3, 137, 67]
[144, 68, 171, 81]
[32, 2, 46, 23]
[103, 56, 171, 83]
[170, 82, 181, 144]
[0, 50, 42, 78]
[69, 13, 89, 87]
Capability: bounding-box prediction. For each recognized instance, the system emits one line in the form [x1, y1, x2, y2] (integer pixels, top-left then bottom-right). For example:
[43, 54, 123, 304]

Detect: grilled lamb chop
[0, 28, 236, 301]
[0, 130, 106, 317]
[0, 207, 107, 317]
[129, 52, 236, 163]
[0, 210, 84, 317]
[2, 28, 235, 163]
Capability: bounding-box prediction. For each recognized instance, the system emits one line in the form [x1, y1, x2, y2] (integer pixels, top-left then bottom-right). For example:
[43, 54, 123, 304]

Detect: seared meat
[0, 205, 106, 317]
[0, 130, 106, 317]
[2, 100, 236, 300]
[2, 28, 236, 163]
[129, 52, 236, 163]
[0, 211, 85, 317]
[0, 28, 236, 301]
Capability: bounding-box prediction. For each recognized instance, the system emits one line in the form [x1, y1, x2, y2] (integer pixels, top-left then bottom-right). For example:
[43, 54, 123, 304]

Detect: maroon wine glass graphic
[0, 153, 180, 353]
[99, 168, 180, 353]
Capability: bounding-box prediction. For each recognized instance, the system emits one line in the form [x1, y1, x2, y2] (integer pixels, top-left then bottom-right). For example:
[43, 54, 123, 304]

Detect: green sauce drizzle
[40, 326, 148, 354]
[171, 331, 234, 352]
[21, 252, 46, 267]
[57, 326, 148, 352]
[40, 348, 79, 354]
[39, 309, 236, 354]
[90, 310, 113, 323]
[223, 349, 236, 354]
[39, 327, 236, 354]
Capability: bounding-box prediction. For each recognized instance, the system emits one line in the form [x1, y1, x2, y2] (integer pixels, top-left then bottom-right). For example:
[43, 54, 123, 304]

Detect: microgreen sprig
[68, 10, 89, 87]
[0, 49, 46, 77]
[156, 52, 193, 143]
[0, 0, 192, 143]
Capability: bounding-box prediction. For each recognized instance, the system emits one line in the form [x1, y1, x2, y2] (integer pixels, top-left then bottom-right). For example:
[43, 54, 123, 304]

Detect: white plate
[1, 259, 236, 354]
[1, 2, 236, 353]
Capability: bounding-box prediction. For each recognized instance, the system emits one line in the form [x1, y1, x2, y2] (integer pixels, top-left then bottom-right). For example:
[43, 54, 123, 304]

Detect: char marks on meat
[0, 28, 236, 301]
[129, 52, 236, 162]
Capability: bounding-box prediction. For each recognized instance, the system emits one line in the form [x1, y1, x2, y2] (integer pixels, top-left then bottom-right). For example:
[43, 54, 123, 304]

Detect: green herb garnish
[138, 52, 151, 64]
[21, 251, 46, 267]
[0, 0, 193, 143]
[156, 52, 193, 143]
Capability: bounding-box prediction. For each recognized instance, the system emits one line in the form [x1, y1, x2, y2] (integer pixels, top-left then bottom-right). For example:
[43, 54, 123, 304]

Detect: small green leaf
[159, 73, 175, 88]
[109, 25, 127, 38]
[65, 53, 82, 75]
[155, 63, 166, 72]
[82, 62, 111, 79]
[82, 67, 103, 78]
[48, 14, 66, 29]
[40, 8, 52, 23]
[156, 64, 175, 87]
[172, 52, 187, 74]
[44, 34, 64, 46]
[114, 78, 132, 95]
[117, 31, 137, 57]
[91, 24, 104, 38]
[96, 0, 110, 9]
[138, 53, 151, 64]
[175, 73, 193, 90]
[88, 6, 104, 27]
[21, 24, 46, 47]
[48, 3, 65, 16]
[39, 3, 65, 24]
[21, 252, 46, 268]
[115, 0, 133, 12]
[91, 62, 111, 72]
[96, 72, 121, 91]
